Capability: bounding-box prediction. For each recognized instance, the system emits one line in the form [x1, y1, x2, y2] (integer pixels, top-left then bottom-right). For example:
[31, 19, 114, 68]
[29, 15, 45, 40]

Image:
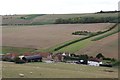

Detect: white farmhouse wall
[88, 61, 102, 66]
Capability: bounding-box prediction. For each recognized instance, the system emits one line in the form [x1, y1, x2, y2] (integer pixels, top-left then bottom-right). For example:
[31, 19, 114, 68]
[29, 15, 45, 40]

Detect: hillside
[2, 12, 118, 25]
[2, 12, 119, 59]
[2, 23, 119, 59]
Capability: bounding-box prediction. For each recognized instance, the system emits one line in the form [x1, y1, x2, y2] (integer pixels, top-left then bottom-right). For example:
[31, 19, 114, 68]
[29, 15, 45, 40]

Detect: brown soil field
[2, 23, 113, 49]
[75, 32, 119, 58]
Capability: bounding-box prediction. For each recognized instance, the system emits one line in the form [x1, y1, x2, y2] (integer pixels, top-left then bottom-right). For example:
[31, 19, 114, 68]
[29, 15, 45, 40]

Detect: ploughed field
[2, 62, 118, 78]
[2, 23, 112, 49]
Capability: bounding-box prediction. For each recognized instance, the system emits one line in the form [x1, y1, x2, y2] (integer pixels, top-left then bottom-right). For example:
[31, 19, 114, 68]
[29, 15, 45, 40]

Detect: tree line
[55, 17, 119, 24]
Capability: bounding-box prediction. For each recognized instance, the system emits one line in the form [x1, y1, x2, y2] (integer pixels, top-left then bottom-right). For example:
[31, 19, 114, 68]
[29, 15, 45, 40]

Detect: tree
[100, 10, 103, 13]
[96, 53, 104, 59]
[79, 54, 88, 60]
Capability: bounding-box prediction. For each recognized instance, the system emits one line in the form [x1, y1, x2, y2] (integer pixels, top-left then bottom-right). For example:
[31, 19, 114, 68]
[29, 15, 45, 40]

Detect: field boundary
[53, 23, 118, 52]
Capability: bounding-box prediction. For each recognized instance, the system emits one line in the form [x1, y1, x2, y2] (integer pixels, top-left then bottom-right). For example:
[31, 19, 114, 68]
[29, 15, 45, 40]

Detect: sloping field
[2, 62, 118, 78]
[75, 32, 119, 59]
[53, 24, 118, 58]
[2, 23, 112, 49]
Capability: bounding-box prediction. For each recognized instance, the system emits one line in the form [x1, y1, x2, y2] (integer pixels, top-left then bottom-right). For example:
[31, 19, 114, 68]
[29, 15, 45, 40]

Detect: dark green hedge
[55, 17, 119, 24]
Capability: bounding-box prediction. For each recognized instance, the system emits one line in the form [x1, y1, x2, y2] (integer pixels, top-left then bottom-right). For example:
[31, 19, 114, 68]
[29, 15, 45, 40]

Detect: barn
[22, 55, 42, 62]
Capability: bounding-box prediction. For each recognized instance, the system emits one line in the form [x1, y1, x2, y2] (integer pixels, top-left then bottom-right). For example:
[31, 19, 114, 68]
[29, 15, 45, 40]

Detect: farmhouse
[52, 52, 71, 62]
[87, 58, 102, 66]
[52, 53, 63, 62]
[37, 52, 52, 60]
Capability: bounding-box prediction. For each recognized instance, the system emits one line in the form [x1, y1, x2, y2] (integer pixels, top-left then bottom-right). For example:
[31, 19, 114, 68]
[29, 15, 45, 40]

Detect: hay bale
[19, 73, 24, 77]
[30, 72, 33, 74]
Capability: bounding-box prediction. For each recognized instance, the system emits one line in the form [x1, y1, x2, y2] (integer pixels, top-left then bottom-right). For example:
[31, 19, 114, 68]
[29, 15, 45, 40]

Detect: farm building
[39, 52, 52, 59]
[52, 52, 71, 62]
[62, 52, 71, 57]
[22, 52, 52, 60]
[21, 55, 42, 62]
[52, 53, 63, 62]
[2, 53, 18, 61]
[87, 58, 102, 66]
[33, 52, 52, 60]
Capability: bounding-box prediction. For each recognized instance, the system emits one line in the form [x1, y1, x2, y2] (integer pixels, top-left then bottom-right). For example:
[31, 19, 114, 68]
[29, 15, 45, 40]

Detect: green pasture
[2, 62, 118, 78]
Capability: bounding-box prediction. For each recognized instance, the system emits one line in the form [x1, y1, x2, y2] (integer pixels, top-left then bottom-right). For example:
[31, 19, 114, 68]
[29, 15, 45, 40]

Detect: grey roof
[24, 55, 42, 60]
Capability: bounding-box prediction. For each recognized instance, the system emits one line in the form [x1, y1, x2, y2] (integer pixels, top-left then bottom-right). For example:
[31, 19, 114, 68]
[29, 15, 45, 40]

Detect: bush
[72, 31, 91, 36]
[112, 60, 120, 66]
[79, 54, 89, 60]
[63, 54, 89, 61]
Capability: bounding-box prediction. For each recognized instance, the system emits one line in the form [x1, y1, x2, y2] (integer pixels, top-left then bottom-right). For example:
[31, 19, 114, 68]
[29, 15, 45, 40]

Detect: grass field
[54, 38, 92, 53]
[2, 62, 118, 78]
